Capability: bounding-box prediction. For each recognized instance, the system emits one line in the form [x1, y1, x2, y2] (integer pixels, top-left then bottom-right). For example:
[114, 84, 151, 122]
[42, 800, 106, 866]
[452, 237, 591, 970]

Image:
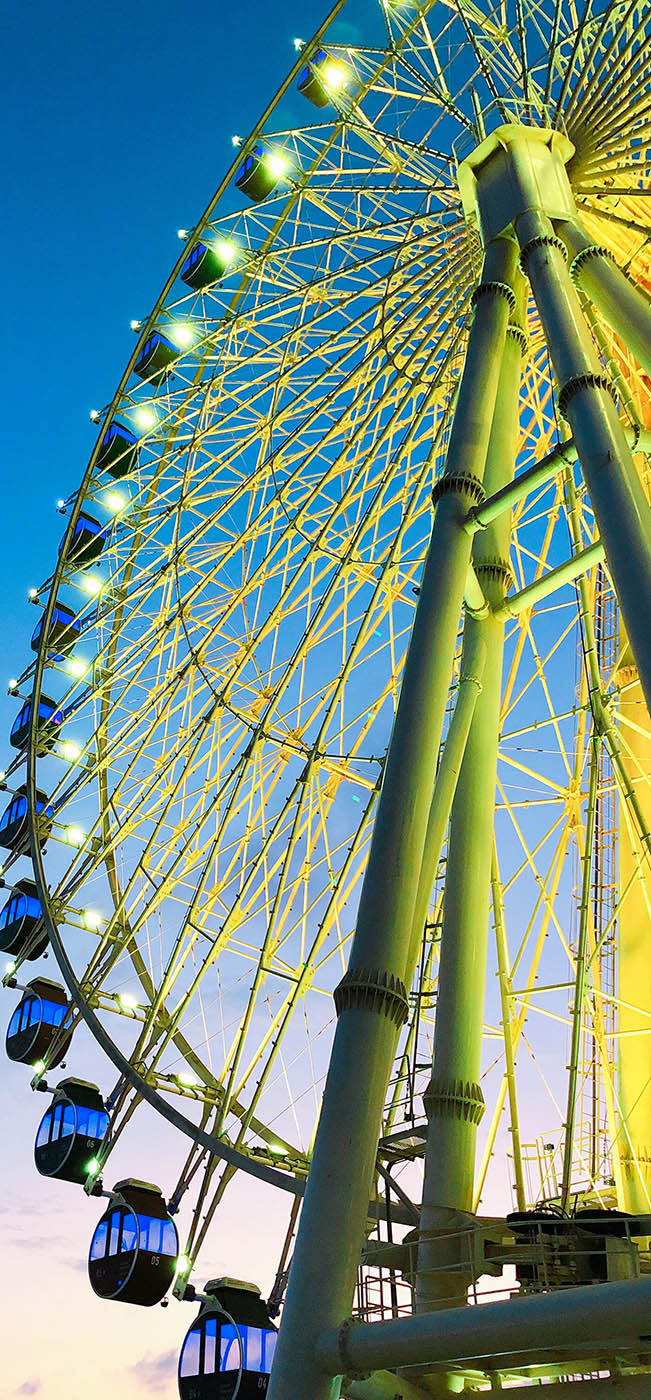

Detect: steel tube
[494, 538, 605, 620]
[415, 292, 524, 1310]
[515, 200, 651, 718]
[316, 1277, 651, 1375]
[467, 426, 651, 536]
[406, 626, 486, 975]
[267, 236, 518, 1400]
[557, 217, 651, 379]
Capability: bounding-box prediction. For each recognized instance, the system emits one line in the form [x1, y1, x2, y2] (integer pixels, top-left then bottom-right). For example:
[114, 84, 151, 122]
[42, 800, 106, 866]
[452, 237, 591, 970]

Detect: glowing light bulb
[62, 740, 81, 762]
[177, 1071, 199, 1087]
[86, 1157, 101, 1176]
[5, 961, 16, 975]
[65, 824, 85, 847]
[89, 409, 101, 423]
[119, 991, 138, 1010]
[68, 657, 88, 679]
[177, 228, 190, 240]
[216, 239, 236, 265]
[8, 679, 18, 694]
[134, 405, 156, 430]
[83, 909, 102, 931]
[32, 1059, 46, 1074]
[130, 319, 142, 332]
[293, 36, 304, 50]
[170, 323, 193, 348]
[81, 574, 102, 596]
[231, 134, 243, 148]
[266, 151, 288, 178]
[0, 771, 6, 784]
[28, 588, 38, 599]
[175, 1254, 191, 1275]
[324, 62, 346, 89]
[57, 499, 66, 511]
[105, 490, 127, 514]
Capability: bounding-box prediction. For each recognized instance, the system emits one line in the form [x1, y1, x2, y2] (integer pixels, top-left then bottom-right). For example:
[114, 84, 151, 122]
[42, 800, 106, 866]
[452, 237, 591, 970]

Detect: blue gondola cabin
[59, 511, 105, 568]
[297, 48, 335, 107]
[10, 694, 63, 754]
[181, 243, 231, 291]
[31, 602, 81, 660]
[96, 422, 139, 479]
[5, 977, 72, 1067]
[88, 1179, 178, 1305]
[0, 785, 52, 854]
[234, 144, 286, 203]
[178, 1279, 277, 1400]
[35, 1077, 108, 1183]
[0, 878, 47, 960]
[134, 331, 180, 381]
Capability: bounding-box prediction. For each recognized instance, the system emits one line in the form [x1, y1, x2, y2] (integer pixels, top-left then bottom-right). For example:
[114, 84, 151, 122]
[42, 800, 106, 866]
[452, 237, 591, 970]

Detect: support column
[557, 217, 651, 379]
[515, 202, 651, 718]
[267, 236, 518, 1400]
[616, 649, 651, 1212]
[415, 282, 525, 1311]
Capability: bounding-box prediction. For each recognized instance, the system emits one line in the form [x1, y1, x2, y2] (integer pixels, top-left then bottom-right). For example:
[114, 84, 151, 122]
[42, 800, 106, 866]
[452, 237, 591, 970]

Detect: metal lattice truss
[5, 0, 651, 1280]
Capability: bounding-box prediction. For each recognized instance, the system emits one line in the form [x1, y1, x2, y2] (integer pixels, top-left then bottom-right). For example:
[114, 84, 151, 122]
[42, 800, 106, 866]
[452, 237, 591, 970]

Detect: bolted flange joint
[506, 323, 528, 355]
[569, 243, 616, 285]
[470, 280, 516, 314]
[519, 233, 567, 276]
[432, 472, 485, 510]
[558, 372, 616, 421]
[423, 1074, 486, 1124]
[474, 556, 513, 589]
[334, 965, 409, 1026]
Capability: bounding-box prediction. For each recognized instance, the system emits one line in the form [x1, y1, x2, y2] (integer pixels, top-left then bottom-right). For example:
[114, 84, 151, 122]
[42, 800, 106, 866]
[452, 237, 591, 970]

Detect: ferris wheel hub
[457, 125, 576, 244]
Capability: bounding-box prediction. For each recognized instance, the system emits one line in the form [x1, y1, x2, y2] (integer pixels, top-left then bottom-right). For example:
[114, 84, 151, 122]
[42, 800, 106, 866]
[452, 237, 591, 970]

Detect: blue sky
[0, 2, 354, 1395]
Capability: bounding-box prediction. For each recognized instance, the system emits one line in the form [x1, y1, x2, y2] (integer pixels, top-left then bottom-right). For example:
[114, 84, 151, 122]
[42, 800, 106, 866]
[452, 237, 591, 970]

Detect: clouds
[16, 1382, 42, 1396]
[129, 1350, 178, 1393]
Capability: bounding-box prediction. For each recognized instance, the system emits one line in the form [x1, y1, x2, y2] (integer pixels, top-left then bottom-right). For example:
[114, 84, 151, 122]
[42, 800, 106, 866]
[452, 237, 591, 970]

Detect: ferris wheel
[4, 0, 651, 1393]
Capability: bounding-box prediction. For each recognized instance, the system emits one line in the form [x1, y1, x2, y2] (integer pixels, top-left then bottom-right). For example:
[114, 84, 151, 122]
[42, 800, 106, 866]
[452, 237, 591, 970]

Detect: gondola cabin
[181, 243, 232, 291]
[134, 331, 180, 381]
[5, 977, 72, 1067]
[10, 694, 63, 753]
[178, 1279, 277, 1400]
[0, 878, 47, 960]
[0, 785, 52, 854]
[59, 511, 105, 568]
[31, 603, 81, 660]
[96, 421, 138, 479]
[88, 1179, 178, 1305]
[297, 47, 342, 107]
[234, 144, 286, 203]
[35, 1077, 108, 1183]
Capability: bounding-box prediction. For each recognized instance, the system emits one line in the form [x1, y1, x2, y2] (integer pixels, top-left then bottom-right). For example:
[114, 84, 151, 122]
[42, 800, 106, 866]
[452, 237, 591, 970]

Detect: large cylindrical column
[617, 650, 651, 1212]
[415, 286, 525, 1310]
[267, 237, 518, 1400]
[514, 200, 651, 718]
[557, 217, 651, 379]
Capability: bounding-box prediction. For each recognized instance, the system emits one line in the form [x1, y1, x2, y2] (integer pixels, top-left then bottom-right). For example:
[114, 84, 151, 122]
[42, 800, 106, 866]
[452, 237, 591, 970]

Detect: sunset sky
[0, 1, 362, 1394]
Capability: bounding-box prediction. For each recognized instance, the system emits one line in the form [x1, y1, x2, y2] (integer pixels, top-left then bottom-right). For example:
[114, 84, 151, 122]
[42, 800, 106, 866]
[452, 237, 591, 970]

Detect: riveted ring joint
[470, 281, 516, 314]
[506, 324, 528, 355]
[569, 244, 616, 284]
[424, 1075, 486, 1124]
[558, 372, 616, 421]
[519, 234, 567, 276]
[334, 966, 409, 1026]
[432, 473, 485, 509]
